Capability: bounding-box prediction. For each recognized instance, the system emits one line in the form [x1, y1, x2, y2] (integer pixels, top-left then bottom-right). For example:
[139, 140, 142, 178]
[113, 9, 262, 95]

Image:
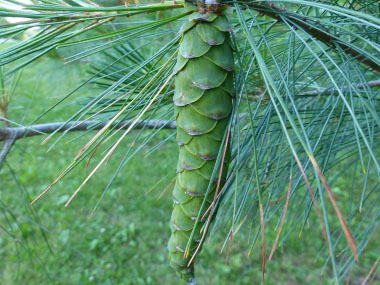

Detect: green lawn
[0, 56, 378, 284]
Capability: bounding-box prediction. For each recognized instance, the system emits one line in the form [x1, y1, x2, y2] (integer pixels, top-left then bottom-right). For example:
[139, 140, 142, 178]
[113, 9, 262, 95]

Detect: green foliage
[0, 0, 379, 283]
[0, 61, 378, 284]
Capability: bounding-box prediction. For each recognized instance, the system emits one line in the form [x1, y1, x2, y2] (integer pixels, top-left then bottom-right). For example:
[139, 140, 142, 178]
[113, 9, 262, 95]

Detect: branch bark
[244, 1, 379, 71]
[0, 119, 176, 170]
[0, 119, 176, 142]
[0, 137, 15, 170]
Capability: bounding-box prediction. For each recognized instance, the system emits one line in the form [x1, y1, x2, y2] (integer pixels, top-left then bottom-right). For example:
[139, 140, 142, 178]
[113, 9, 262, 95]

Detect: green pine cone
[168, 7, 235, 282]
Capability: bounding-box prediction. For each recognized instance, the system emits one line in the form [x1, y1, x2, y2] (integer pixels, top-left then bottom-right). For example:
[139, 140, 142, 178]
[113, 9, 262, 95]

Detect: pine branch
[0, 120, 176, 142]
[244, 1, 380, 71]
[1, 76, 378, 144]
[0, 119, 176, 170]
[0, 137, 15, 170]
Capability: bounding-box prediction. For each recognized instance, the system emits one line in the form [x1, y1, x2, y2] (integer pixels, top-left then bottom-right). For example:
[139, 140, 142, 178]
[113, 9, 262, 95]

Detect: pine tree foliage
[0, 0, 379, 282]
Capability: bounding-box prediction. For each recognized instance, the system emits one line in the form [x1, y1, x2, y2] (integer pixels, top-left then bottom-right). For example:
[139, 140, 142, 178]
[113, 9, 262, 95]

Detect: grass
[0, 55, 379, 284]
